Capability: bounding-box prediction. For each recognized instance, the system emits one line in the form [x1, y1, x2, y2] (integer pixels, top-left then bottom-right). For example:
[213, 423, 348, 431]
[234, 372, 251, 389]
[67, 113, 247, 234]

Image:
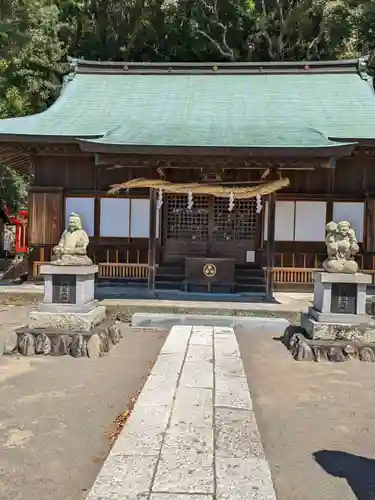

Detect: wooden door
[29, 189, 63, 245]
[163, 194, 209, 259]
[162, 194, 258, 263]
[210, 198, 258, 262]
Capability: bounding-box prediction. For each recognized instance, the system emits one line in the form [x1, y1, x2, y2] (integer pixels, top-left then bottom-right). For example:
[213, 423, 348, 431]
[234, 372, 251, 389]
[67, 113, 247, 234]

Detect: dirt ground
[0, 306, 168, 500]
[237, 328, 375, 500]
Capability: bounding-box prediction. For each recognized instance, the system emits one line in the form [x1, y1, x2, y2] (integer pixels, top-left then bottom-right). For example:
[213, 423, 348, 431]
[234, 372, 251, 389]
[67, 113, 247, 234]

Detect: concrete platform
[131, 312, 289, 335]
[85, 325, 276, 500]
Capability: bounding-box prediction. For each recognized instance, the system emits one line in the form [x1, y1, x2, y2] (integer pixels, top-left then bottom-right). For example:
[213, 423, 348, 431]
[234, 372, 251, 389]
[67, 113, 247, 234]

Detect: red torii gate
[5, 207, 28, 254]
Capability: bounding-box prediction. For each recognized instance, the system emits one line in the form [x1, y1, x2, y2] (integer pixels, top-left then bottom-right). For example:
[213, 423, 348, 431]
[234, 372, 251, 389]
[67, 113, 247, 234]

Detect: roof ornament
[67, 57, 79, 73]
[62, 57, 79, 86]
[358, 57, 369, 80]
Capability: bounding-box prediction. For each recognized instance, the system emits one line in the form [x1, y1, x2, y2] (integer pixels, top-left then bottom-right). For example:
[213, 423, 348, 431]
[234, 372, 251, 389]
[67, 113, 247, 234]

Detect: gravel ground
[0, 306, 168, 500]
[237, 328, 375, 500]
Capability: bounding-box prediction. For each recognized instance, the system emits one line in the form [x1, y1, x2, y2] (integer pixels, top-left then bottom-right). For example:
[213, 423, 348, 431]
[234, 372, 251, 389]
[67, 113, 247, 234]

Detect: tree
[246, 0, 354, 61]
[0, 164, 28, 212]
[0, 0, 66, 118]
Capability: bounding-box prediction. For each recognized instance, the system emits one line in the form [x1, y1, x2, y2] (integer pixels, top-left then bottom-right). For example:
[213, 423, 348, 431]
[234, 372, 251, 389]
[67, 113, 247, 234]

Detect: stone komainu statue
[52, 212, 92, 266]
[323, 221, 359, 274]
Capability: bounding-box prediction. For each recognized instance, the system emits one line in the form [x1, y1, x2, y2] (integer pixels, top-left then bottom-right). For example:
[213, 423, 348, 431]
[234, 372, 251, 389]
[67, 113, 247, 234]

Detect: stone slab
[215, 409, 264, 459]
[163, 421, 214, 454]
[314, 271, 371, 284]
[85, 453, 157, 500]
[110, 421, 166, 455]
[214, 331, 252, 410]
[29, 305, 106, 332]
[308, 306, 370, 325]
[38, 299, 99, 314]
[40, 264, 98, 275]
[153, 451, 214, 494]
[179, 360, 214, 389]
[160, 325, 192, 354]
[151, 495, 212, 500]
[151, 353, 185, 378]
[215, 356, 247, 379]
[171, 387, 213, 427]
[216, 457, 277, 500]
[132, 313, 289, 334]
[301, 313, 375, 342]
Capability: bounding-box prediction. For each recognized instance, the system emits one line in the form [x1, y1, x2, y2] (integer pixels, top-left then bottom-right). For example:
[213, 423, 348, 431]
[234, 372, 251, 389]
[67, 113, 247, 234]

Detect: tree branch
[194, 26, 235, 60]
[192, 0, 235, 60]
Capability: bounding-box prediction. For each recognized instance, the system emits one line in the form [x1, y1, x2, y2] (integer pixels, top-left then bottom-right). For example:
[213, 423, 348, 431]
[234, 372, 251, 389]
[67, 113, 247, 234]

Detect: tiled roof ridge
[67, 56, 368, 76]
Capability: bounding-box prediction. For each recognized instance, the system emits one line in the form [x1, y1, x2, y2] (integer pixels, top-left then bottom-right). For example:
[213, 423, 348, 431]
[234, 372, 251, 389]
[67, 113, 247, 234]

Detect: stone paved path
[86, 325, 276, 500]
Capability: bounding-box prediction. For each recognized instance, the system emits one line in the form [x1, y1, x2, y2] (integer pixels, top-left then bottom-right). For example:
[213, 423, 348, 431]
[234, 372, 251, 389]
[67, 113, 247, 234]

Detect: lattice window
[165, 195, 209, 240]
[214, 199, 257, 241]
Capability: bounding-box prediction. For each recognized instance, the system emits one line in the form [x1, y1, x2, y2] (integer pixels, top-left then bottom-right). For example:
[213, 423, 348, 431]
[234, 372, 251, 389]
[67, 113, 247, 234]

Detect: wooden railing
[275, 252, 375, 271]
[33, 261, 42, 277]
[272, 267, 316, 284]
[32, 261, 150, 280]
[271, 267, 375, 285]
[98, 263, 149, 279]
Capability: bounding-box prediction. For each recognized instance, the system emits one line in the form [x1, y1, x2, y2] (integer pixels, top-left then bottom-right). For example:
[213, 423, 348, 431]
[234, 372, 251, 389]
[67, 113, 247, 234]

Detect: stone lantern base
[283, 272, 375, 362]
[3, 263, 125, 358]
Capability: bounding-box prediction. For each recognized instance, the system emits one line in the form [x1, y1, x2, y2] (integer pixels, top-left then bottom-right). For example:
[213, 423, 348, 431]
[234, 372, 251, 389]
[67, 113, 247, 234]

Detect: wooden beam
[148, 189, 157, 292]
[266, 191, 276, 301]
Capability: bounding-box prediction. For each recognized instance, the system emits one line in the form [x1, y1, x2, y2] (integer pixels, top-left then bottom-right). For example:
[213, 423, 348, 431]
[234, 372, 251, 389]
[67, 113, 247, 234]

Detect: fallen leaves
[104, 392, 139, 446]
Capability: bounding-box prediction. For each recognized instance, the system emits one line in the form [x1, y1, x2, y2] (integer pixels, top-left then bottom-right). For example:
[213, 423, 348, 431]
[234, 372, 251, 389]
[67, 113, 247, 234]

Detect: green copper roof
[0, 60, 373, 149]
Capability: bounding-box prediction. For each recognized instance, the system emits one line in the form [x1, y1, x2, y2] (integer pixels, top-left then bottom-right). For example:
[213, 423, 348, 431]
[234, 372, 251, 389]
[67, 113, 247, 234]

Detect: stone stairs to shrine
[155, 263, 185, 290]
[155, 261, 266, 296]
[234, 264, 267, 295]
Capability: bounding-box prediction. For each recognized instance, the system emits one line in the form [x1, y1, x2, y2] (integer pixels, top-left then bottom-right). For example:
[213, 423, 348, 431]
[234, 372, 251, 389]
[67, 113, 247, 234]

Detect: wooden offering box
[184, 257, 235, 293]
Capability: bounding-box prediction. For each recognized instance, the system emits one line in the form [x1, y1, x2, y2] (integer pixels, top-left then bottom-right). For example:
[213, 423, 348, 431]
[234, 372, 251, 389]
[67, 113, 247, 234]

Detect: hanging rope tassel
[228, 192, 235, 212]
[157, 188, 164, 210]
[187, 190, 194, 210]
[256, 194, 263, 214]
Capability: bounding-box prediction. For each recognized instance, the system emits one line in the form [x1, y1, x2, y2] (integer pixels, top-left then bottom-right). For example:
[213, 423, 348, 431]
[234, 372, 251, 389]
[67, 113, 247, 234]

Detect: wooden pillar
[266, 191, 276, 301]
[148, 189, 157, 292]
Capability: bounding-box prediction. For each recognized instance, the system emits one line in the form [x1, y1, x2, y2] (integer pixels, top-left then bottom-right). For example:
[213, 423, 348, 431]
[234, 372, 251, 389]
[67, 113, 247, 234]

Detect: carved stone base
[29, 305, 106, 332]
[301, 313, 375, 342]
[283, 326, 375, 362]
[2, 320, 124, 358]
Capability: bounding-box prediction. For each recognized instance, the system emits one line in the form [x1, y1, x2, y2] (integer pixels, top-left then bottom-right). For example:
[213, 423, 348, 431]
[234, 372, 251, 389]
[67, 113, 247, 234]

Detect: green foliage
[0, 0, 66, 119]
[0, 0, 374, 119]
[0, 164, 28, 212]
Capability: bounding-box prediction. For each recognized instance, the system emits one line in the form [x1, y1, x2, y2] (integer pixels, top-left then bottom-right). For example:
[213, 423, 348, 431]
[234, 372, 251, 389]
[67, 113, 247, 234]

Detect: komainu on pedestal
[2, 213, 125, 358]
[323, 220, 359, 274]
[283, 220, 375, 362]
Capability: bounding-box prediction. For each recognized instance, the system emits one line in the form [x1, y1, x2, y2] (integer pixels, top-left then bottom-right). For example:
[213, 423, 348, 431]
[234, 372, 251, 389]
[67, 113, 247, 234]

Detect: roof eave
[69, 56, 364, 76]
[77, 141, 357, 158]
[0, 134, 101, 144]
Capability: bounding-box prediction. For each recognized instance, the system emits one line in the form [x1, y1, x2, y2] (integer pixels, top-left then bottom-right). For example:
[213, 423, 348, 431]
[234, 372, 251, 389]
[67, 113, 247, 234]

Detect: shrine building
[0, 58, 375, 299]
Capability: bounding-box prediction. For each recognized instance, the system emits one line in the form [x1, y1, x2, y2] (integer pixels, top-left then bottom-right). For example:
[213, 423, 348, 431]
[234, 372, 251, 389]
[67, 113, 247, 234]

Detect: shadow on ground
[314, 450, 375, 500]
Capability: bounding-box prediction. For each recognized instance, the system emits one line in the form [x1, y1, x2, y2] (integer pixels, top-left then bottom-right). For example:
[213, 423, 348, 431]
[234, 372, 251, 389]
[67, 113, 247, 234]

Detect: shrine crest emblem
[203, 263, 217, 277]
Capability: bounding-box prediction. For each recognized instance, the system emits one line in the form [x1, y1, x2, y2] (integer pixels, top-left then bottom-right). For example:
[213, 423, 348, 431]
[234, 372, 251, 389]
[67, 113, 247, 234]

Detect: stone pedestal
[3, 263, 124, 358]
[29, 264, 105, 331]
[284, 272, 375, 362]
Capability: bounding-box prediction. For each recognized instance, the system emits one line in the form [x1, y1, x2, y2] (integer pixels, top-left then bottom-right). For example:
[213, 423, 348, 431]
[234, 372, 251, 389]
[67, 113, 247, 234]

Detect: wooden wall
[29, 148, 375, 269]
